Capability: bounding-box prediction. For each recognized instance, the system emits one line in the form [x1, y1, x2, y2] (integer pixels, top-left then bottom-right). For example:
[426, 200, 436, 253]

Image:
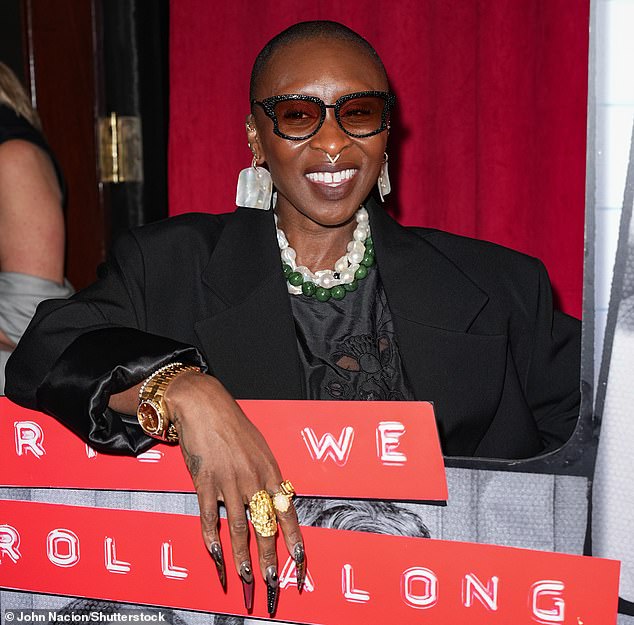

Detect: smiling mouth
[305, 168, 358, 187]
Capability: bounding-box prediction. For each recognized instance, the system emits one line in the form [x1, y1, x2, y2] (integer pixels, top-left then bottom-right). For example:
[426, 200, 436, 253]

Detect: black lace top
[289, 265, 415, 401]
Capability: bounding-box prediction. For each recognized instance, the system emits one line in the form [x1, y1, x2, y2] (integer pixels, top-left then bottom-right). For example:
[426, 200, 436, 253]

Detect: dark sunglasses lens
[274, 99, 322, 137]
[338, 96, 387, 136]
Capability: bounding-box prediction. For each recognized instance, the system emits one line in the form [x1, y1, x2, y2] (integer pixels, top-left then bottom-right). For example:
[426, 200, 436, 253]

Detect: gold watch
[136, 362, 201, 442]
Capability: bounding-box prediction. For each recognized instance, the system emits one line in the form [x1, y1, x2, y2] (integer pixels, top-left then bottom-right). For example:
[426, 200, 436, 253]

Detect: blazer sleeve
[523, 259, 581, 452]
[4, 229, 207, 455]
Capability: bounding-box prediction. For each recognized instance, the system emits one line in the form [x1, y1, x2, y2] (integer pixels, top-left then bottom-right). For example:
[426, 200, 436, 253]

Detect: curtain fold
[169, 0, 588, 317]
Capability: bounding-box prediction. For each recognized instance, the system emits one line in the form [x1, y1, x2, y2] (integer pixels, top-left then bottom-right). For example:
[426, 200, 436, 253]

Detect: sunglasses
[251, 91, 396, 141]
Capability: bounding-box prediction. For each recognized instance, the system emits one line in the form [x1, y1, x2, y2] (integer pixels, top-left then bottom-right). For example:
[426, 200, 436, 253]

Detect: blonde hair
[0, 62, 42, 130]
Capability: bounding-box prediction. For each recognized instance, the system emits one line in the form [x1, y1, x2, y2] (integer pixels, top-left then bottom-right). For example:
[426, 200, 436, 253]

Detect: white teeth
[305, 169, 357, 185]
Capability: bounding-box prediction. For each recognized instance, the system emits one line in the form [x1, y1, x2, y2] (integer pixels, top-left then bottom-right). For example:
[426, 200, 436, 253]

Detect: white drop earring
[377, 152, 391, 202]
[236, 154, 273, 210]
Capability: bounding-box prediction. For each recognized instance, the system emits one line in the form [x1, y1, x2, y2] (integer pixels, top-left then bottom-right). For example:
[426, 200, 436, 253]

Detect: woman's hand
[163, 371, 305, 615]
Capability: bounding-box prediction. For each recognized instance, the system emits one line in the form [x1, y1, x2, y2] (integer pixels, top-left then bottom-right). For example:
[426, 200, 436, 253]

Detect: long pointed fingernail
[266, 565, 279, 616]
[210, 542, 226, 590]
[293, 543, 306, 593]
[239, 561, 254, 611]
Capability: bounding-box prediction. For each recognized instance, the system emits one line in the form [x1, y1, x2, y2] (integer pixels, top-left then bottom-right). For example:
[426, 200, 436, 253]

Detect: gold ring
[271, 480, 296, 514]
[248, 490, 277, 537]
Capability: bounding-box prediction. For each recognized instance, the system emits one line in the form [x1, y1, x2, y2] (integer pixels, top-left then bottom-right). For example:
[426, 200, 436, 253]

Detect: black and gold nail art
[239, 561, 254, 611]
[209, 542, 226, 590]
[294, 543, 306, 593]
[266, 565, 279, 616]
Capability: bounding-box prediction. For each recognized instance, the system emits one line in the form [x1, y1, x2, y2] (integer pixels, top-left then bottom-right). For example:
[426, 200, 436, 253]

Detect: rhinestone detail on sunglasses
[252, 91, 395, 141]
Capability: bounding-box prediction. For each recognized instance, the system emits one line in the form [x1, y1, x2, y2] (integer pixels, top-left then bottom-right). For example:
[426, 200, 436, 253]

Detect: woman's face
[250, 37, 390, 229]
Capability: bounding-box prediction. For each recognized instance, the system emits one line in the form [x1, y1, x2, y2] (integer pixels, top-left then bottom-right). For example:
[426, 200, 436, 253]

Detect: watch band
[137, 362, 201, 441]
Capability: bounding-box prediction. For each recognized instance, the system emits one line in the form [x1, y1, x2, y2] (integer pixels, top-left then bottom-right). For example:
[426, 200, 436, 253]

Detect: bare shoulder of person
[0, 139, 65, 282]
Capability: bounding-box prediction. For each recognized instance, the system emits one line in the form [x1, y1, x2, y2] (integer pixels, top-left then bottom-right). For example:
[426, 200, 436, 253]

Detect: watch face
[138, 400, 161, 433]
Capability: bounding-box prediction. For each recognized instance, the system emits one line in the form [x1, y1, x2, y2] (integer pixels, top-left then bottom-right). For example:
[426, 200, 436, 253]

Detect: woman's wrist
[136, 363, 202, 441]
[163, 371, 230, 433]
[163, 368, 209, 420]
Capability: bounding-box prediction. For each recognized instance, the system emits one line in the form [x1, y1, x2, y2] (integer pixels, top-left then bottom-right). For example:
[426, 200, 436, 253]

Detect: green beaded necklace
[277, 206, 375, 303]
[282, 237, 375, 302]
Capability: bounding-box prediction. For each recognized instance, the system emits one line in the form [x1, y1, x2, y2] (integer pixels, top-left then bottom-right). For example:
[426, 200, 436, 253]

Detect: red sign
[0, 500, 620, 624]
[0, 397, 447, 501]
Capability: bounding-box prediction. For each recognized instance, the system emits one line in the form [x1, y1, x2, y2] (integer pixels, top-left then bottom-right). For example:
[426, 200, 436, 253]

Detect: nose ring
[326, 152, 341, 165]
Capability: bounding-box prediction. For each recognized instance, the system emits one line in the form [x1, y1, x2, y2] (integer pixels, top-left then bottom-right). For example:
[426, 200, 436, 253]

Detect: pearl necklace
[275, 206, 375, 302]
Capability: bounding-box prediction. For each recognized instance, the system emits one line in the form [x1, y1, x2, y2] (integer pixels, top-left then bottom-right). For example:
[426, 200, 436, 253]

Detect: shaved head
[250, 20, 387, 101]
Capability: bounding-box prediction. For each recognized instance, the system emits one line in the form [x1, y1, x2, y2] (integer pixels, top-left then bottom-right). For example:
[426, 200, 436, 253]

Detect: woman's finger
[248, 489, 280, 616]
[270, 480, 306, 592]
[223, 487, 255, 611]
[193, 473, 226, 590]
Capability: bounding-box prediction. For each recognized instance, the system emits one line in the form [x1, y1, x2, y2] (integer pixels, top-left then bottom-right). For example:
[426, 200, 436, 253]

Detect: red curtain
[169, 0, 588, 317]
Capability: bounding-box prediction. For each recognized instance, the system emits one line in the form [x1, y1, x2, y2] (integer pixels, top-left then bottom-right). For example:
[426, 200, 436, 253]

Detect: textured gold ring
[271, 480, 296, 514]
[248, 490, 277, 537]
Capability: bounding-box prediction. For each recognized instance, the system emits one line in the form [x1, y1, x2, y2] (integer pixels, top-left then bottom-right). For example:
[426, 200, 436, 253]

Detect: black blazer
[5, 200, 580, 459]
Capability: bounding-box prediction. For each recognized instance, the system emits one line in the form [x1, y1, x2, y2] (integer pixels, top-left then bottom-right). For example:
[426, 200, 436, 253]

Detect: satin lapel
[367, 200, 507, 453]
[193, 208, 303, 400]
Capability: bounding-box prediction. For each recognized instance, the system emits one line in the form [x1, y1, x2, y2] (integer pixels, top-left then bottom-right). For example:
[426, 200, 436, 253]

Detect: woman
[0, 62, 73, 394]
[5, 21, 580, 617]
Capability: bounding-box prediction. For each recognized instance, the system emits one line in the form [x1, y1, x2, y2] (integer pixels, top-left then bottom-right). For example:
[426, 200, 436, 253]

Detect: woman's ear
[245, 114, 266, 164]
